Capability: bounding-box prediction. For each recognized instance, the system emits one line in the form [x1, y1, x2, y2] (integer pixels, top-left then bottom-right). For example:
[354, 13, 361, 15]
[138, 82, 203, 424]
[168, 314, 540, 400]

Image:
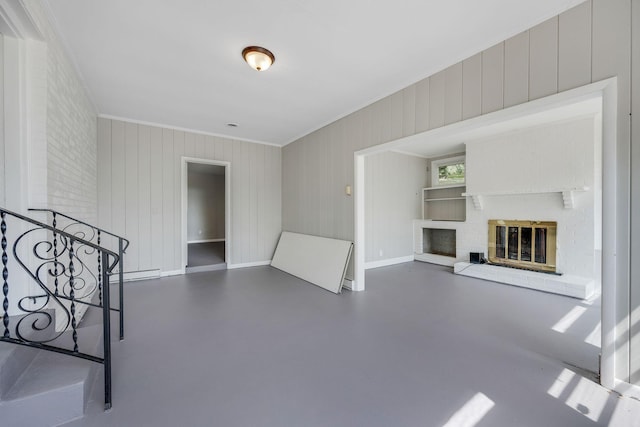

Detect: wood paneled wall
[365, 151, 427, 263]
[98, 118, 281, 273]
[282, 0, 637, 384]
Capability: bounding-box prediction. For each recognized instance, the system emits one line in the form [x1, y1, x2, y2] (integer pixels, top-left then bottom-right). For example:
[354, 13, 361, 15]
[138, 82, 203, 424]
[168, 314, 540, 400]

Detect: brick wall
[25, 2, 98, 224]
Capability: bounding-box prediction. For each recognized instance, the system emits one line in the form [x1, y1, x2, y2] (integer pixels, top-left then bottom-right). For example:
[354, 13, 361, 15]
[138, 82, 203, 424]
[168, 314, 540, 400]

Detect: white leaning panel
[271, 232, 353, 294]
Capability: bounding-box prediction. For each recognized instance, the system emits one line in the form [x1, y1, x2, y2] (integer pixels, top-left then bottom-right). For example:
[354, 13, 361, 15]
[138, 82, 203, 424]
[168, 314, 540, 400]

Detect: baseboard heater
[271, 231, 353, 294]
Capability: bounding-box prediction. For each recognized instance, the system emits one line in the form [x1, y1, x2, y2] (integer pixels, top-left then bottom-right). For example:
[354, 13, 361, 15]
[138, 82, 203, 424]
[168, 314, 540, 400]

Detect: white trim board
[109, 269, 161, 283]
[160, 269, 184, 278]
[227, 260, 271, 269]
[187, 238, 225, 244]
[365, 256, 414, 270]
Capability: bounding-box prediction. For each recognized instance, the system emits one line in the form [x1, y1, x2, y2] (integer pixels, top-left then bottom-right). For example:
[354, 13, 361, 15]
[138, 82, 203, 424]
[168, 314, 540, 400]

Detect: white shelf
[422, 184, 466, 191]
[424, 197, 466, 202]
[422, 185, 466, 221]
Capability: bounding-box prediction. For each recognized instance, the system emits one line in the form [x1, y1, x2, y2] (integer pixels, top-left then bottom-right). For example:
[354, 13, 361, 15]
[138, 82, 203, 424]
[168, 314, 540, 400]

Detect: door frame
[181, 157, 231, 271]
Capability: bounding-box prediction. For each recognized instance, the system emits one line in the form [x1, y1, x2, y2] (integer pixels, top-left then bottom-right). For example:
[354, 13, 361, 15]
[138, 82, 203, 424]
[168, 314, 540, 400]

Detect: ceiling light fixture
[242, 46, 275, 71]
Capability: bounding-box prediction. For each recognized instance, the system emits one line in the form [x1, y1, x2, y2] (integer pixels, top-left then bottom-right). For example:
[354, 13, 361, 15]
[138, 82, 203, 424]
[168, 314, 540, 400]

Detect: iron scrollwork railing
[0, 207, 119, 410]
[30, 208, 130, 340]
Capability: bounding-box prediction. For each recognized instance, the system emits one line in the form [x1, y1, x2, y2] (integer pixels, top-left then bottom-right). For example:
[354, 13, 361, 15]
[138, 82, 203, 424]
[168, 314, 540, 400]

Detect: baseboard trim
[160, 269, 184, 277]
[109, 269, 161, 283]
[365, 255, 414, 270]
[187, 238, 225, 244]
[614, 379, 640, 400]
[227, 260, 271, 269]
[342, 278, 353, 291]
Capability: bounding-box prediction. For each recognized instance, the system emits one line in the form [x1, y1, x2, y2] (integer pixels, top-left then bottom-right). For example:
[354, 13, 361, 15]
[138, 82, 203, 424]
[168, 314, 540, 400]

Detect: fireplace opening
[488, 220, 557, 273]
[423, 228, 456, 257]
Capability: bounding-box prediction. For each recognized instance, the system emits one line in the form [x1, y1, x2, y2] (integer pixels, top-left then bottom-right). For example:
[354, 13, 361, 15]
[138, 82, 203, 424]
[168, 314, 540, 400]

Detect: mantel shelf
[462, 187, 589, 210]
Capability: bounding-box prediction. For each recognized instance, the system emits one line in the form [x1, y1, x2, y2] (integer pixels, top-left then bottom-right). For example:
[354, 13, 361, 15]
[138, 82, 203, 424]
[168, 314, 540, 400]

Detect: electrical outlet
[379, 249, 383, 257]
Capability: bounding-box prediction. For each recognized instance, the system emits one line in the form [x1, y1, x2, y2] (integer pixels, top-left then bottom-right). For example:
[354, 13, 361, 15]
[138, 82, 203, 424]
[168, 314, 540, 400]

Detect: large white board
[271, 232, 353, 294]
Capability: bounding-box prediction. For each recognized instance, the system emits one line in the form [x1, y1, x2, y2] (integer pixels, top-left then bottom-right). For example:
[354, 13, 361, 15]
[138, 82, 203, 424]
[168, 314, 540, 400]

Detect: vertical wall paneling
[390, 91, 403, 141]
[124, 122, 139, 272]
[414, 78, 430, 132]
[481, 43, 504, 114]
[97, 119, 281, 273]
[149, 127, 163, 270]
[631, 0, 640, 386]
[558, 1, 592, 91]
[462, 53, 482, 120]
[592, 0, 632, 382]
[214, 137, 224, 160]
[504, 31, 530, 107]
[184, 132, 195, 157]
[161, 129, 174, 271]
[429, 70, 446, 129]
[402, 85, 416, 136]
[173, 131, 185, 266]
[444, 62, 463, 125]
[205, 135, 215, 159]
[97, 118, 112, 236]
[529, 17, 559, 100]
[137, 125, 152, 271]
[110, 121, 126, 251]
[365, 151, 427, 262]
[195, 133, 205, 158]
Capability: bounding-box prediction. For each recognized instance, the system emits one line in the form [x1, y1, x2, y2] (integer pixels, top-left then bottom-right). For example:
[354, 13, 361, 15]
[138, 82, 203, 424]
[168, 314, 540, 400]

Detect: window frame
[431, 155, 466, 187]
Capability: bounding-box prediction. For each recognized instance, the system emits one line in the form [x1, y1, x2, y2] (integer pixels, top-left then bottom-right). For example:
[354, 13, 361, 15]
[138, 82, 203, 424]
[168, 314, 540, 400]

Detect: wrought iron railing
[0, 207, 119, 409]
[30, 208, 130, 340]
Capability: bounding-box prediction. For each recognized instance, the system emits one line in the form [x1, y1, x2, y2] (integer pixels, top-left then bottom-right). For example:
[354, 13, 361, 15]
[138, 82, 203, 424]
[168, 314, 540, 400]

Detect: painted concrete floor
[67, 262, 640, 427]
[187, 241, 225, 267]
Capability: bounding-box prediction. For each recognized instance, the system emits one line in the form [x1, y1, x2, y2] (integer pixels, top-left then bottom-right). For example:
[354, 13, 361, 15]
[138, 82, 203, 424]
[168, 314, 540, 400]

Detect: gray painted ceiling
[44, 0, 586, 146]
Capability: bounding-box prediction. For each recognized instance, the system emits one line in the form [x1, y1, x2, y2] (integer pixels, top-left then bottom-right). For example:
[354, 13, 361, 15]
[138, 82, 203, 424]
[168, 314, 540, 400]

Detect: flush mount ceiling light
[242, 46, 275, 71]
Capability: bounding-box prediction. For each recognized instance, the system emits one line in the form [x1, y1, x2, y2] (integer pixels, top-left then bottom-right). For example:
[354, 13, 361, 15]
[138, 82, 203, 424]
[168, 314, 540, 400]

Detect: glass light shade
[242, 46, 275, 71]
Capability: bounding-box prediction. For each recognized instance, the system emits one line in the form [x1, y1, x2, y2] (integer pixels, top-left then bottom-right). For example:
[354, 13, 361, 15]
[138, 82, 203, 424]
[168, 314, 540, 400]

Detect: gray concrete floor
[188, 241, 225, 267]
[67, 262, 640, 427]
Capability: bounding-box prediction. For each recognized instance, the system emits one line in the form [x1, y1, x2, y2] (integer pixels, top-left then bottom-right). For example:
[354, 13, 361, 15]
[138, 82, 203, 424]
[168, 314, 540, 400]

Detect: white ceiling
[44, 0, 586, 146]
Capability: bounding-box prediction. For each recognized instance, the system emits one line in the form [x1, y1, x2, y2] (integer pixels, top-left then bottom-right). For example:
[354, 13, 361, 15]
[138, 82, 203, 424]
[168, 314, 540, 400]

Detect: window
[431, 156, 465, 186]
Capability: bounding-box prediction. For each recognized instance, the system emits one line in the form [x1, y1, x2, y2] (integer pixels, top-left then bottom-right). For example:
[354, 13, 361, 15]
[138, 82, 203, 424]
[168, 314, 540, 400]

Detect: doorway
[354, 78, 620, 390]
[181, 158, 231, 273]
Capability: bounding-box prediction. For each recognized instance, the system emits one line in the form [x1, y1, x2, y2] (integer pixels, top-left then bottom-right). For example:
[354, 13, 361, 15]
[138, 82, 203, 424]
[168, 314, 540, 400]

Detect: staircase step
[0, 343, 40, 398]
[0, 324, 103, 427]
[0, 310, 57, 398]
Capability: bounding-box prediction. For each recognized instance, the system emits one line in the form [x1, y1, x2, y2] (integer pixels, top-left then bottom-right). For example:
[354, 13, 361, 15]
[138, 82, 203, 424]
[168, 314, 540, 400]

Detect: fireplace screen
[488, 220, 557, 273]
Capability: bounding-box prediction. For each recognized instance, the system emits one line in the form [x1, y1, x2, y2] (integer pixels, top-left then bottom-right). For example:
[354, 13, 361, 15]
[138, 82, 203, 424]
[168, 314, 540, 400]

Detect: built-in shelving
[422, 184, 466, 221]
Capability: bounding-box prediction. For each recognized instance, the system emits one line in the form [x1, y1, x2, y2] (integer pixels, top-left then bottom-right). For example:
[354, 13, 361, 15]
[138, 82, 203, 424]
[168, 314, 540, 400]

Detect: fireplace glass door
[488, 220, 557, 273]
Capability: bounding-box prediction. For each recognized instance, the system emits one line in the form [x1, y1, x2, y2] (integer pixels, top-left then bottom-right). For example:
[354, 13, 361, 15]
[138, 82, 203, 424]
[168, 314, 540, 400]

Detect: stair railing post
[118, 238, 124, 340]
[101, 250, 112, 410]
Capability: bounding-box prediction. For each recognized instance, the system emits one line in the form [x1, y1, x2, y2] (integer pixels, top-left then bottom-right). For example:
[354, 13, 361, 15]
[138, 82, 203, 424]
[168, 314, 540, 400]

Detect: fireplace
[488, 220, 557, 273]
[423, 228, 456, 257]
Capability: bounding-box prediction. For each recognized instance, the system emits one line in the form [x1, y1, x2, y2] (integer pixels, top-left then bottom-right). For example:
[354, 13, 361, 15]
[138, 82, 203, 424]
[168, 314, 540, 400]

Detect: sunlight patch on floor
[441, 393, 495, 427]
[552, 306, 587, 333]
[584, 321, 601, 347]
[548, 367, 611, 423]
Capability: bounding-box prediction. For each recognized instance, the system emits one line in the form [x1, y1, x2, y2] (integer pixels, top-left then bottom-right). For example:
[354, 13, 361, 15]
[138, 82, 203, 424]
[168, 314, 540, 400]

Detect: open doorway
[181, 158, 231, 273]
[354, 78, 620, 389]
